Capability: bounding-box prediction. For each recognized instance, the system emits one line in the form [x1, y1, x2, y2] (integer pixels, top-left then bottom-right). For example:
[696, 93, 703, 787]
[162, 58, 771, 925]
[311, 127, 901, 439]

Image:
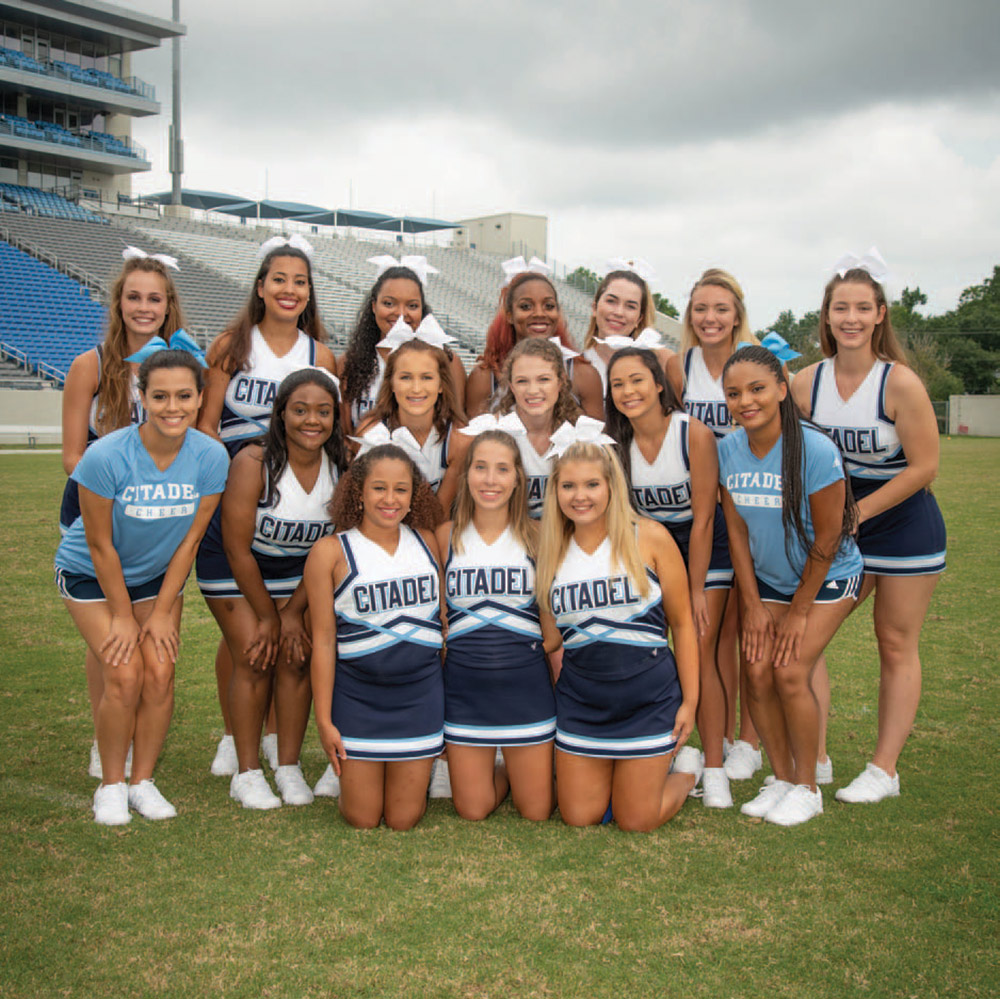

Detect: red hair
[482, 272, 575, 376]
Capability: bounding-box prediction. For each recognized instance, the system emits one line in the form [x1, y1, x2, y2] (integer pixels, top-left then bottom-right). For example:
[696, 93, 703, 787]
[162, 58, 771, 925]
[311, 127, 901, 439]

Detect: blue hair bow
[126, 328, 208, 367]
[758, 331, 801, 362]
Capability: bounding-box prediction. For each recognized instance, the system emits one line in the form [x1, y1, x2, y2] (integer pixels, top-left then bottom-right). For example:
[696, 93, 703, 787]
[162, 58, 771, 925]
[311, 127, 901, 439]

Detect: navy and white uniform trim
[682, 347, 732, 438]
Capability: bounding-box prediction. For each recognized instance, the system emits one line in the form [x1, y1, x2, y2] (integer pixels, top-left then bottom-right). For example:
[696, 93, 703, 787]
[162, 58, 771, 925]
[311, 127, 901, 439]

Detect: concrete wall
[0, 388, 62, 444]
[948, 395, 1000, 437]
[454, 213, 548, 260]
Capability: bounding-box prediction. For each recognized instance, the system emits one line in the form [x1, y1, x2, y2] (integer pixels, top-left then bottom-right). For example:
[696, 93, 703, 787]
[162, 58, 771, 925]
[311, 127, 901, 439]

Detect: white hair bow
[368, 254, 439, 287]
[350, 423, 425, 464]
[122, 245, 179, 271]
[603, 257, 656, 283]
[258, 233, 314, 260]
[595, 327, 663, 352]
[549, 336, 579, 361]
[459, 412, 527, 438]
[544, 416, 616, 459]
[375, 314, 456, 352]
[501, 255, 553, 286]
[831, 246, 890, 282]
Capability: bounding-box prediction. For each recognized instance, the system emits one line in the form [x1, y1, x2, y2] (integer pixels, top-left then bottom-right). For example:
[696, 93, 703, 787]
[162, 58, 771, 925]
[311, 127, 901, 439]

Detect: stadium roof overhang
[293, 210, 460, 233]
[0, 1, 185, 53]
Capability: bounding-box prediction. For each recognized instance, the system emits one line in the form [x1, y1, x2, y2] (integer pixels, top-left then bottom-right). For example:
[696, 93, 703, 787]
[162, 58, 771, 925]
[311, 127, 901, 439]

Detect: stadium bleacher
[0, 46, 152, 100]
[0, 114, 145, 161]
[0, 183, 101, 222]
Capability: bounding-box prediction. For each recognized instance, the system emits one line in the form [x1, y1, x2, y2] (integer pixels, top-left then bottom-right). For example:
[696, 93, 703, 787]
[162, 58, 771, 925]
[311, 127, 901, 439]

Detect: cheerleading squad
[55, 239, 945, 830]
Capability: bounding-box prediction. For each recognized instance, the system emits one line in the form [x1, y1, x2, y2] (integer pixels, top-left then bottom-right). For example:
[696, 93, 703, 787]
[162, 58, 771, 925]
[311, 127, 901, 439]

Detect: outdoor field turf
[1, 439, 997, 999]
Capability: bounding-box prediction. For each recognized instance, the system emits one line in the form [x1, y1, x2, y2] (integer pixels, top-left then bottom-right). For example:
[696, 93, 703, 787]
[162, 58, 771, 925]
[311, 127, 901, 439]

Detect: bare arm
[436, 427, 470, 516]
[464, 363, 494, 418]
[789, 362, 819, 418]
[665, 352, 685, 403]
[685, 418, 719, 636]
[196, 334, 232, 441]
[62, 350, 99, 474]
[448, 353, 468, 418]
[572, 361, 605, 420]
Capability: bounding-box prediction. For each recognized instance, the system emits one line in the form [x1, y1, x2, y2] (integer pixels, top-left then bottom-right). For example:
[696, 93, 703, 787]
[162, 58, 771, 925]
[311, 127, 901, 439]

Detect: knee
[557, 797, 604, 828]
[338, 801, 381, 830]
[383, 805, 424, 831]
[142, 662, 175, 701]
[514, 795, 554, 822]
[102, 667, 142, 707]
[773, 667, 808, 699]
[873, 623, 915, 667]
[743, 661, 773, 698]
[614, 810, 657, 833]
[453, 794, 494, 822]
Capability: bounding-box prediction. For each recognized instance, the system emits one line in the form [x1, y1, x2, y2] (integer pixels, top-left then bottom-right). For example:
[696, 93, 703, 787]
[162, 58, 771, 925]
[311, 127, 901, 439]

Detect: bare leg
[612, 751, 695, 831]
[555, 751, 614, 826]
[213, 639, 233, 735]
[813, 653, 831, 764]
[719, 589, 740, 743]
[444, 744, 508, 821]
[85, 648, 103, 734]
[696, 588, 730, 768]
[503, 742, 555, 821]
[383, 759, 435, 830]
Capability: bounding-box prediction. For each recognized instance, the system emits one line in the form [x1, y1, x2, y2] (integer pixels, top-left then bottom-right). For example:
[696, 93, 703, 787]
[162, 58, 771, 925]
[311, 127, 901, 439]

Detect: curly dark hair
[328, 443, 444, 531]
[260, 368, 349, 506]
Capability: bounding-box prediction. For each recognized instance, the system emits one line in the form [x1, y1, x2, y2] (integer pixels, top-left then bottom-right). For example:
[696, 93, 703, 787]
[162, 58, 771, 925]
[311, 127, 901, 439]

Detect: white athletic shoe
[724, 740, 762, 780]
[835, 763, 900, 804]
[815, 757, 833, 785]
[313, 764, 341, 798]
[670, 746, 704, 796]
[230, 769, 281, 810]
[210, 734, 238, 777]
[127, 779, 177, 820]
[702, 767, 734, 809]
[274, 764, 314, 806]
[261, 733, 279, 771]
[765, 784, 823, 826]
[93, 782, 130, 826]
[428, 758, 452, 798]
[741, 780, 793, 818]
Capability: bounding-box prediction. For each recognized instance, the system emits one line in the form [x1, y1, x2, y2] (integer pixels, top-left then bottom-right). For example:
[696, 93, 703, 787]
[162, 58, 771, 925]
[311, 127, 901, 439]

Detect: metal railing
[0, 222, 107, 298]
[0, 50, 155, 101]
[0, 118, 148, 162]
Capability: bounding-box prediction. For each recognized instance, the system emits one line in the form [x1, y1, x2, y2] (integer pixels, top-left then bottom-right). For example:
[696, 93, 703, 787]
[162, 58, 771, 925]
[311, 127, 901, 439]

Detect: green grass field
[2, 440, 998, 999]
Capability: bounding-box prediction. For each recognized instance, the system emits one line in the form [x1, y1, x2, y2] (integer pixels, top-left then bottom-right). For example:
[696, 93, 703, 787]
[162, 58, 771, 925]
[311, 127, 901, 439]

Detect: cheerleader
[197, 235, 337, 777]
[466, 261, 603, 419]
[436, 420, 556, 821]
[54, 349, 228, 824]
[353, 316, 470, 514]
[791, 252, 946, 804]
[581, 259, 674, 393]
[535, 422, 700, 832]
[605, 347, 735, 807]
[339, 255, 467, 434]
[304, 444, 446, 830]
[665, 268, 769, 781]
[212, 369, 348, 809]
[60, 247, 186, 780]
[718, 346, 863, 826]
[493, 337, 582, 518]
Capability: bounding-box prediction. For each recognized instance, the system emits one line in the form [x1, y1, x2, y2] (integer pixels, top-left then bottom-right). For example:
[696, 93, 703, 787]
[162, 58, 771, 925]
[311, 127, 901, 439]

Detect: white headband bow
[376, 314, 456, 353]
[122, 245, 179, 271]
[603, 257, 656, 283]
[501, 255, 553, 285]
[596, 327, 663, 352]
[259, 233, 314, 260]
[368, 254, 438, 287]
[459, 412, 528, 438]
[350, 423, 425, 465]
[544, 416, 616, 460]
[831, 246, 890, 283]
[549, 336, 579, 361]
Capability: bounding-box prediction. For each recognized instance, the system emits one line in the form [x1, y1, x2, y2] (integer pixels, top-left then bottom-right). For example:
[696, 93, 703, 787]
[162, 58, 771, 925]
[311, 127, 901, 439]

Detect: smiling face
[557, 458, 610, 529]
[139, 365, 201, 439]
[361, 457, 413, 531]
[690, 283, 739, 349]
[257, 254, 310, 324]
[593, 277, 644, 339]
[390, 345, 443, 421]
[283, 382, 335, 451]
[507, 278, 560, 341]
[608, 354, 663, 422]
[373, 277, 424, 335]
[466, 438, 518, 513]
[509, 353, 562, 424]
[120, 270, 169, 340]
[826, 280, 886, 354]
[723, 359, 786, 433]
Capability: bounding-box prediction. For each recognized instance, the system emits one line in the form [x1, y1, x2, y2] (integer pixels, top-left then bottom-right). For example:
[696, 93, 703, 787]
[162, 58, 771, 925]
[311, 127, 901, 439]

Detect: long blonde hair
[680, 268, 756, 353]
[450, 430, 536, 558]
[97, 257, 186, 434]
[535, 442, 648, 614]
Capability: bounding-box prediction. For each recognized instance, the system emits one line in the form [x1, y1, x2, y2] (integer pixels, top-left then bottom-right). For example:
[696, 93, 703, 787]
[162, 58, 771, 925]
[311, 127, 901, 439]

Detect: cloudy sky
[125, 0, 1000, 326]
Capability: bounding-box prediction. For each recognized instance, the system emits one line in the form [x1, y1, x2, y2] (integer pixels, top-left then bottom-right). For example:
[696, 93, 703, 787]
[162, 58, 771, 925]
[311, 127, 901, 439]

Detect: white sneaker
[724, 740, 762, 780]
[127, 779, 177, 820]
[428, 758, 452, 798]
[89, 741, 102, 779]
[741, 779, 793, 818]
[815, 757, 833, 785]
[261, 733, 279, 770]
[93, 782, 130, 826]
[313, 763, 341, 798]
[230, 769, 281, 810]
[702, 767, 733, 808]
[210, 734, 238, 777]
[274, 764, 314, 806]
[765, 784, 823, 826]
[670, 745, 704, 796]
[835, 763, 900, 804]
